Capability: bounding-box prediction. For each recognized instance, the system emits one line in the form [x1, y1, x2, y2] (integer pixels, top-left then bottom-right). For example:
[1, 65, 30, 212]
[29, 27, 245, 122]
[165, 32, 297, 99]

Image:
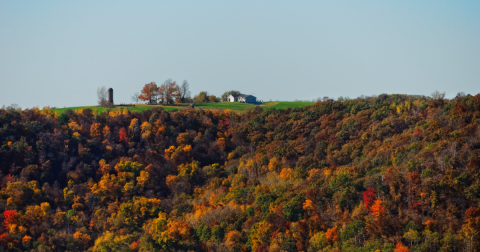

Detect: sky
[0, 1, 479, 109]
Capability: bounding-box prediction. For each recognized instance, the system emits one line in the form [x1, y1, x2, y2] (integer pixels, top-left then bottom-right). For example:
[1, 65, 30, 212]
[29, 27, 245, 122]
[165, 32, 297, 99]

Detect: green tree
[221, 90, 241, 102]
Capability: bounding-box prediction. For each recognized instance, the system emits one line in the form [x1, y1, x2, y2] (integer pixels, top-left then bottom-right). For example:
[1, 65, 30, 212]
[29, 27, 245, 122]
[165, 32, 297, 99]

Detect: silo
[108, 88, 114, 104]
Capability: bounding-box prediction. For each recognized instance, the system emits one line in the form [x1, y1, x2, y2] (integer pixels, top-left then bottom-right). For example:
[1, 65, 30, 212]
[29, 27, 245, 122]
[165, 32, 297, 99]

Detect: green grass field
[261, 101, 316, 109]
[51, 102, 316, 114]
[51, 104, 181, 114]
[194, 102, 316, 112]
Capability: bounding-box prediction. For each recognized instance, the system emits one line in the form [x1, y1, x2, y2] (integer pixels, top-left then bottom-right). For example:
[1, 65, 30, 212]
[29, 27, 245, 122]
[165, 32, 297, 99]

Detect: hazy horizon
[1, 1, 479, 109]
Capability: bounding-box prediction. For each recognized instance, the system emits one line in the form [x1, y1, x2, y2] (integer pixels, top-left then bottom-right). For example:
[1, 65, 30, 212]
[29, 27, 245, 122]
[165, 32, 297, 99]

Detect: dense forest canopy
[1, 93, 480, 251]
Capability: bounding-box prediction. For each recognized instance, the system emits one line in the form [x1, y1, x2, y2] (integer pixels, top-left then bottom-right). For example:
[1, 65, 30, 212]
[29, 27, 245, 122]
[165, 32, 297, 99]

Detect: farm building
[227, 94, 257, 103]
[108, 88, 114, 104]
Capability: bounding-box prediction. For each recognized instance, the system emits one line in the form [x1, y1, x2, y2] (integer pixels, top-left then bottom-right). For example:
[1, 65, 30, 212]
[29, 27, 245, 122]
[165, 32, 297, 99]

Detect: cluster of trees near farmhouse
[126, 80, 243, 106]
[135, 80, 193, 105]
[2, 92, 480, 251]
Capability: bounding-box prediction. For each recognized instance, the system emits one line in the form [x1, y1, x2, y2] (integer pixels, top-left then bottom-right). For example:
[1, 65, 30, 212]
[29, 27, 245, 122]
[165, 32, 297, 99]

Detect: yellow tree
[136, 170, 150, 188]
[268, 157, 282, 172]
[129, 118, 139, 135]
[249, 221, 271, 251]
[90, 123, 102, 139]
[73, 231, 92, 249]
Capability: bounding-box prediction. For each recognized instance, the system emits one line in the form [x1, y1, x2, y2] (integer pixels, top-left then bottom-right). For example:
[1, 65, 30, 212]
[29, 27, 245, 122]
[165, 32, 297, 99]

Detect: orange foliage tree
[394, 242, 409, 252]
[158, 79, 181, 104]
[370, 199, 386, 220]
[326, 226, 340, 244]
[138, 82, 159, 104]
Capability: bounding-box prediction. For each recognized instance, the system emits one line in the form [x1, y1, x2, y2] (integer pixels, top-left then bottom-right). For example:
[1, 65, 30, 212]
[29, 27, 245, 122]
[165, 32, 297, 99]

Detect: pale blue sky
[1, 1, 479, 108]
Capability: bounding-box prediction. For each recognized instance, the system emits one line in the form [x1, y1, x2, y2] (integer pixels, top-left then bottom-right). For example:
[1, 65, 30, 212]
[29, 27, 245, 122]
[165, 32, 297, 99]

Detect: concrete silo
[108, 88, 114, 104]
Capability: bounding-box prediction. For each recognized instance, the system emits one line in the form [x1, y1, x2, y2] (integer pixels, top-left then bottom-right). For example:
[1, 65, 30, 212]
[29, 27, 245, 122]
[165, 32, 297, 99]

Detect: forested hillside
[1, 93, 480, 252]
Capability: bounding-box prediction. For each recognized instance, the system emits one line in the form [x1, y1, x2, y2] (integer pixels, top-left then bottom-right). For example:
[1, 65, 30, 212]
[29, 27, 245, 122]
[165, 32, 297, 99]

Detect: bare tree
[430, 90, 445, 107]
[97, 86, 108, 106]
[431, 90, 445, 100]
[131, 92, 140, 103]
[179, 80, 191, 103]
[157, 83, 166, 104]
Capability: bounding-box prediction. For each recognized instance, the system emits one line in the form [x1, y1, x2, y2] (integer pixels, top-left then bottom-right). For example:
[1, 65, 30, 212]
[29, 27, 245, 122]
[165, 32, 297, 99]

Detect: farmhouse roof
[230, 93, 254, 98]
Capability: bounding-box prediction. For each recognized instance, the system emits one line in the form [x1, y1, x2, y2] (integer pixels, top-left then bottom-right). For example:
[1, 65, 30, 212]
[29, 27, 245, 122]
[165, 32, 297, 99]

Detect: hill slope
[1, 94, 480, 251]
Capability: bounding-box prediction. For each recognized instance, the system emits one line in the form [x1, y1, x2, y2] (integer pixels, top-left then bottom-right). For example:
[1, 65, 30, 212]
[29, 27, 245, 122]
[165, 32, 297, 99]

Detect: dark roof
[230, 93, 255, 98]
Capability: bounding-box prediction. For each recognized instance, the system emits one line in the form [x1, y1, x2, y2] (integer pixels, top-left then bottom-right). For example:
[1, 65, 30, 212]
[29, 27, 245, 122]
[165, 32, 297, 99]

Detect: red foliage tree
[0, 233, 11, 244]
[363, 188, 376, 212]
[465, 207, 480, 221]
[3, 210, 19, 229]
[409, 173, 421, 185]
[412, 127, 422, 138]
[410, 201, 422, 213]
[119, 127, 128, 142]
[394, 242, 409, 252]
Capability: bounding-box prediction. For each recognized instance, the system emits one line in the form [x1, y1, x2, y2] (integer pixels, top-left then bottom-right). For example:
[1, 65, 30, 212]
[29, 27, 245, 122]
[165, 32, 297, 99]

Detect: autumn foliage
[1, 93, 480, 251]
[3, 210, 18, 229]
[363, 188, 376, 212]
[138, 82, 159, 104]
[326, 227, 340, 244]
[370, 199, 386, 220]
[394, 242, 409, 252]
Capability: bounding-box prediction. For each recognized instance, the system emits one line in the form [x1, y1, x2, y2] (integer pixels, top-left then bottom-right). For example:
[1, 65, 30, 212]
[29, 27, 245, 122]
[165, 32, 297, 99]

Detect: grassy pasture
[51, 101, 316, 114]
[51, 104, 181, 114]
[189, 101, 316, 112]
[262, 101, 316, 109]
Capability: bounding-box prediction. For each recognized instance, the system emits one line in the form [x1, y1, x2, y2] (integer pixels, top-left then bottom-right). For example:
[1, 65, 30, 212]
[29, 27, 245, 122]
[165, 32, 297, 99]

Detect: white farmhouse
[227, 94, 257, 103]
